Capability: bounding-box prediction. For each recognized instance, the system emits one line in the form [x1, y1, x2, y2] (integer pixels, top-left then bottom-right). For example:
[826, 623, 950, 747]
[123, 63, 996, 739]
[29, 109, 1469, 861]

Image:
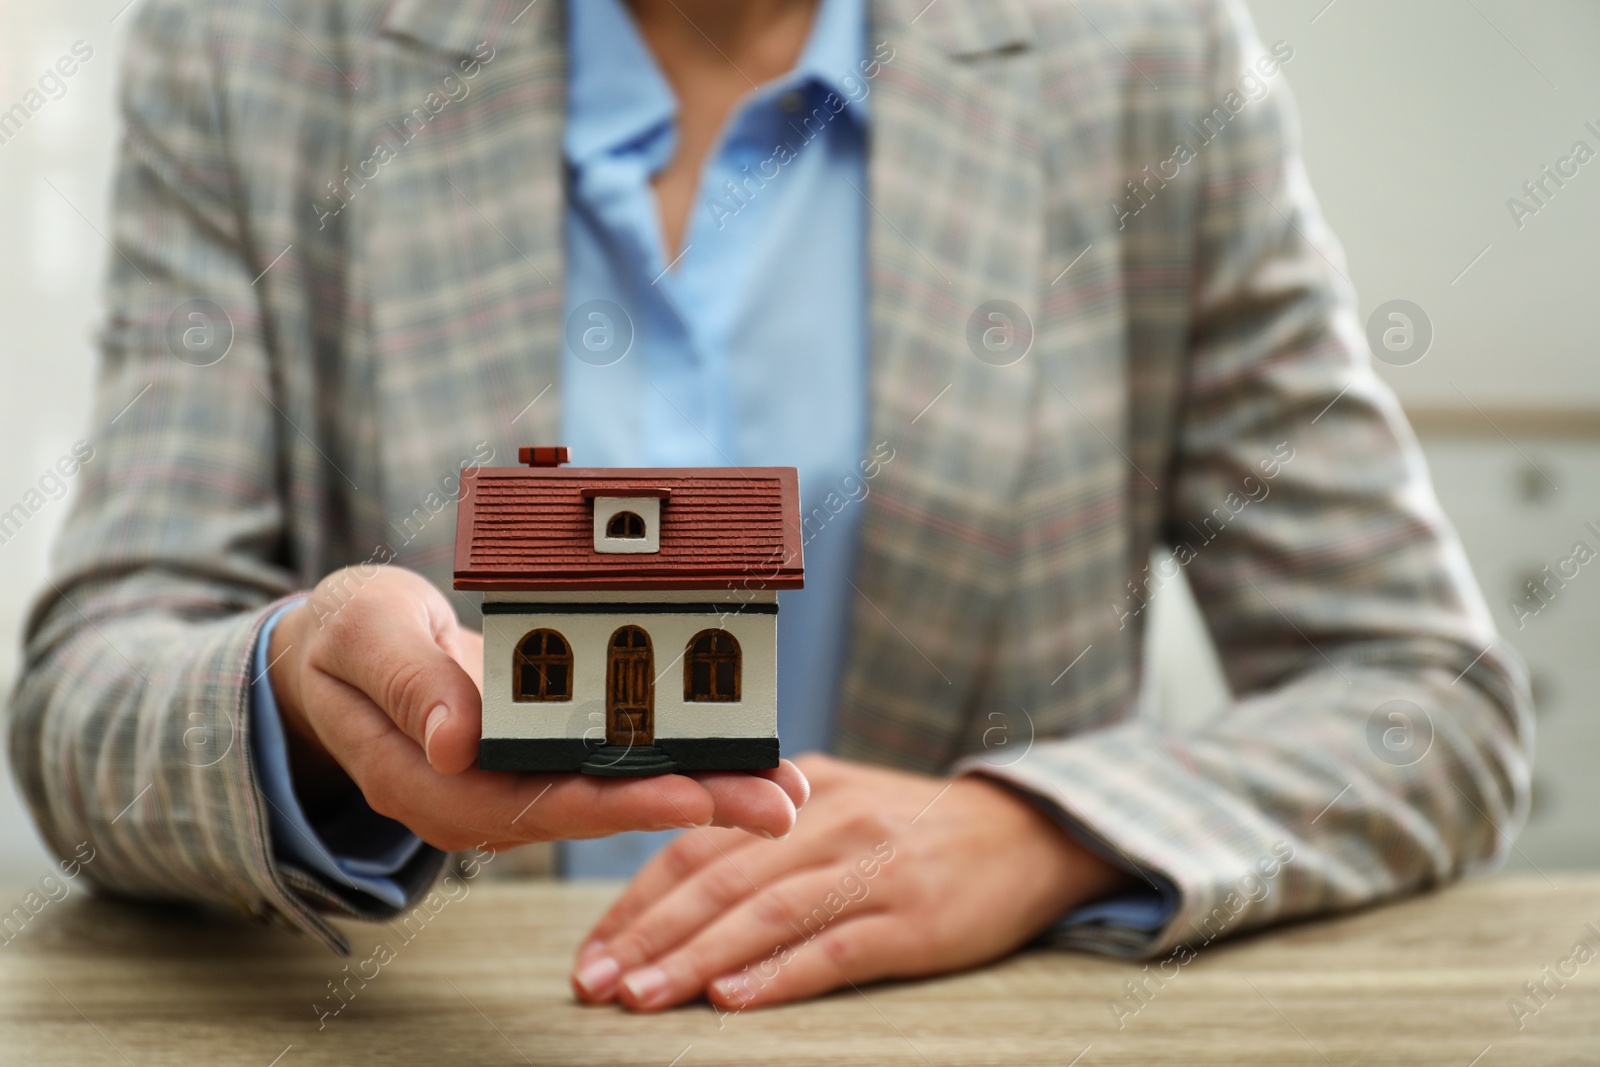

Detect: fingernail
[576, 938, 606, 964]
[620, 965, 671, 1008]
[758, 829, 790, 841]
[573, 954, 620, 998]
[423, 704, 449, 765]
[712, 973, 755, 1007]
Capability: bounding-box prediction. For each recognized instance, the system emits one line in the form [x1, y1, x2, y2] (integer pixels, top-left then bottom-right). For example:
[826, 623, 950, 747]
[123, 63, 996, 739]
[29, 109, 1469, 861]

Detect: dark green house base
[478, 737, 780, 776]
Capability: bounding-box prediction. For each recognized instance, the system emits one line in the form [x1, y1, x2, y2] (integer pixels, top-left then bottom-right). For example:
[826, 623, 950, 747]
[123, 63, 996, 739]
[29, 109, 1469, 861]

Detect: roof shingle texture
[454, 466, 803, 591]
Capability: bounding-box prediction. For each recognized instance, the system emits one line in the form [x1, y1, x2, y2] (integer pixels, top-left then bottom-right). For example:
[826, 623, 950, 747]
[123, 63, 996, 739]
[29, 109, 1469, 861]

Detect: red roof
[453, 465, 804, 591]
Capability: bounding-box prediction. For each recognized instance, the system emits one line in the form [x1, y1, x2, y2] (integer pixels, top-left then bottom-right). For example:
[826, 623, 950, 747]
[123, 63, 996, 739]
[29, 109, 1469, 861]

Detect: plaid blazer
[10, 0, 1532, 958]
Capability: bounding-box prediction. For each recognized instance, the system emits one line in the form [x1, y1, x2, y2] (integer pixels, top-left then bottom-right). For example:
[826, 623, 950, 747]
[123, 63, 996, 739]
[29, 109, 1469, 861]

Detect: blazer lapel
[835, 0, 1044, 768]
[358, 0, 567, 589]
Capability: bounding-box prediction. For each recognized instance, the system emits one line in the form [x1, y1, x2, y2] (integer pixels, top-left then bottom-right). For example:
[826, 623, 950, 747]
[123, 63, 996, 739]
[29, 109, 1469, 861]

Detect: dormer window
[606, 511, 646, 539]
[587, 489, 666, 554]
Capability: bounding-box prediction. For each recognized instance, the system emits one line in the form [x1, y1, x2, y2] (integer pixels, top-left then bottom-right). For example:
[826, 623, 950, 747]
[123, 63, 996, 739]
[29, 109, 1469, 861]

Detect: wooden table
[1, 876, 1596, 1065]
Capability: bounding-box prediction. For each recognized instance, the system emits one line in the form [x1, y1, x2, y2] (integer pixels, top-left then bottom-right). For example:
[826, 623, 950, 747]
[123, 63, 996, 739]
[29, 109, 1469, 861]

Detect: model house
[453, 447, 803, 776]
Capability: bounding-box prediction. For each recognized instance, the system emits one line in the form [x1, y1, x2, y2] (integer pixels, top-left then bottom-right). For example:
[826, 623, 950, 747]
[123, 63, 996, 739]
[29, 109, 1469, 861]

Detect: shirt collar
[564, 0, 677, 167]
[789, 0, 870, 120]
[564, 0, 868, 167]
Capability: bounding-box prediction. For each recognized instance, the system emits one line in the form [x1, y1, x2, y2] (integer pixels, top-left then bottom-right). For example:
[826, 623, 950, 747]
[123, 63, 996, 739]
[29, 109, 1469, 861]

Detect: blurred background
[1, 0, 1596, 880]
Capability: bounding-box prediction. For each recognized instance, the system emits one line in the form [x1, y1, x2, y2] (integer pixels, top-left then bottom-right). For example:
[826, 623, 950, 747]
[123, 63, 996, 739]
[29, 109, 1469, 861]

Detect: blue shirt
[248, 0, 1168, 933]
[557, 0, 868, 876]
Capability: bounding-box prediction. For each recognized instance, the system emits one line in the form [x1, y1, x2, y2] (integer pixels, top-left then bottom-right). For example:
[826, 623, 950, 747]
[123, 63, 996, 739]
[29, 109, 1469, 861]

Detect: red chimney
[519, 446, 569, 468]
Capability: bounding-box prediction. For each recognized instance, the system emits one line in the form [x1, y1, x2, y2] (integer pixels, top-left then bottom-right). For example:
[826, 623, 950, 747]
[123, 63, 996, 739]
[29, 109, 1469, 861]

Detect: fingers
[759, 760, 811, 811]
[300, 647, 797, 847]
[451, 771, 787, 844]
[603, 868, 899, 1012]
[577, 760, 808, 949]
[403, 769, 717, 850]
[575, 828, 859, 1003]
[791, 751, 844, 789]
[506, 773, 718, 841]
[695, 773, 798, 837]
[297, 667, 718, 847]
[709, 914, 912, 1012]
[579, 825, 755, 955]
[308, 571, 481, 774]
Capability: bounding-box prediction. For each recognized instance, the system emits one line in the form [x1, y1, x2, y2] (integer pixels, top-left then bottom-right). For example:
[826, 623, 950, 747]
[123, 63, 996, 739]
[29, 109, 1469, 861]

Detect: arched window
[606, 510, 646, 539]
[514, 628, 572, 702]
[684, 629, 740, 702]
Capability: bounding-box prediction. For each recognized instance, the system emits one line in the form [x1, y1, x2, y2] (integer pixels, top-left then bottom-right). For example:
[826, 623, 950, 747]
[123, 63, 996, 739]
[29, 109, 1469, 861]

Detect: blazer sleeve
[5, 0, 443, 954]
[960, 0, 1533, 958]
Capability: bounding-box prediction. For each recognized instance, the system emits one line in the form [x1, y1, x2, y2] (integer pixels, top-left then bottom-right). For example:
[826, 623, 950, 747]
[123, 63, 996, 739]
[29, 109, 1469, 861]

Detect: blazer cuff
[248, 601, 433, 912]
[953, 716, 1294, 960]
[226, 596, 444, 954]
[960, 763, 1180, 956]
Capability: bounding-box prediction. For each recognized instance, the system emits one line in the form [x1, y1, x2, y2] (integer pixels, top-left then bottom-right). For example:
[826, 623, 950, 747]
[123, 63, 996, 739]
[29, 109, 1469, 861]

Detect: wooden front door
[606, 626, 653, 746]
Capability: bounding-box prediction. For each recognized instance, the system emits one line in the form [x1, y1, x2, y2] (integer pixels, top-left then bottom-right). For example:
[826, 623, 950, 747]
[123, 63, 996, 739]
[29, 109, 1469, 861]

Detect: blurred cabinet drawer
[1417, 433, 1600, 871]
[1418, 438, 1600, 676]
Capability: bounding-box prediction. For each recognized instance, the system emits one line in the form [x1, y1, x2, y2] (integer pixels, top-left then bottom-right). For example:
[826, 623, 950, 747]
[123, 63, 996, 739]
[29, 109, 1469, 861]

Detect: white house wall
[482, 609, 778, 742]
